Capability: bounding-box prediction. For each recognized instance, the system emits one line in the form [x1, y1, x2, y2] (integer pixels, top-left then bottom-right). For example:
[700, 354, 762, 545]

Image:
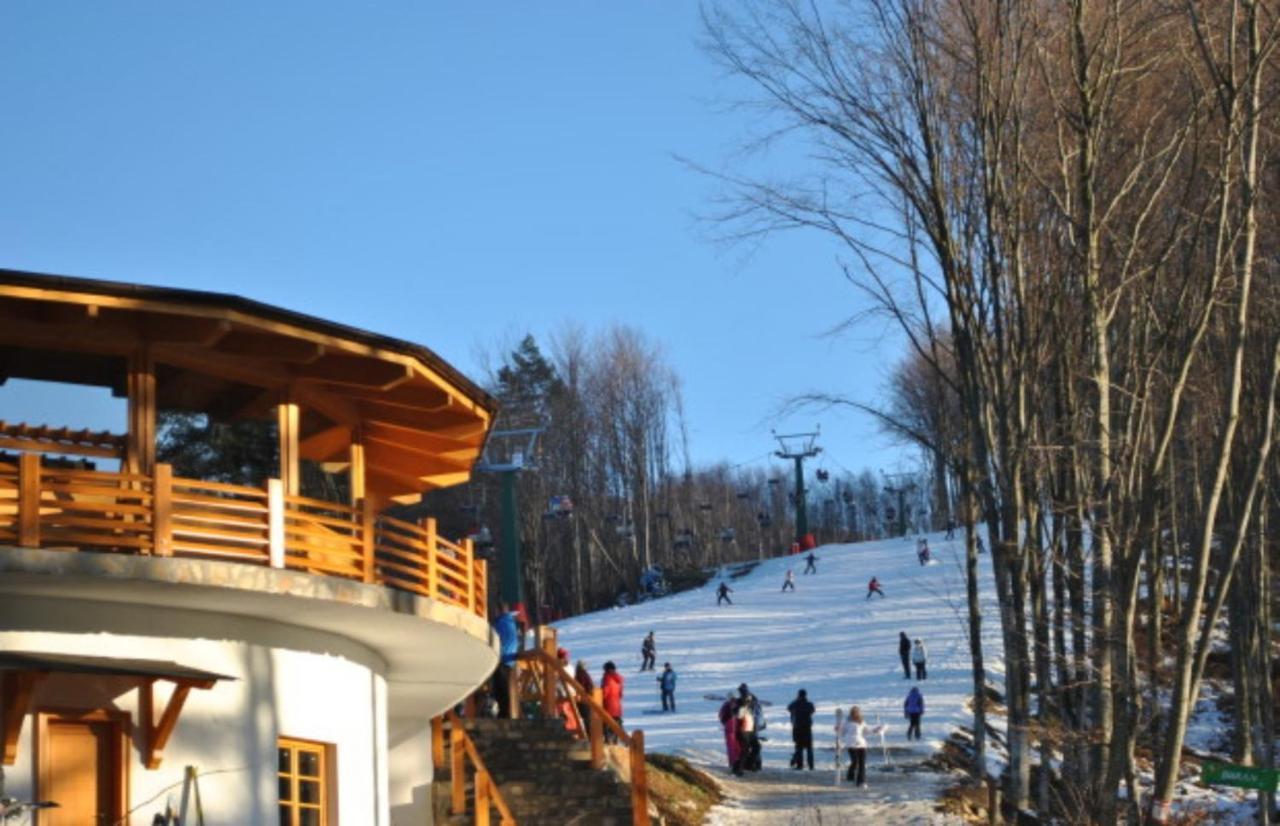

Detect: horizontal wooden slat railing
[0, 455, 488, 619]
[513, 629, 649, 826]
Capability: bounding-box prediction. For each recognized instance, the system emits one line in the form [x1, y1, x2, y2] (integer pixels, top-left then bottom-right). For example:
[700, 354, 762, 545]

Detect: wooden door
[38, 712, 126, 826]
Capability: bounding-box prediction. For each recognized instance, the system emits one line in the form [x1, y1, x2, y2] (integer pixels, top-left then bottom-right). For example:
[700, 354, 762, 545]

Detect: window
[278, 737, 333, 826]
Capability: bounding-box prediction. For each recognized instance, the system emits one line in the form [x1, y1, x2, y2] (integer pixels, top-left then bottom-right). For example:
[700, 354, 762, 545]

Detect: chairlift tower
[882, 471, 918, 538]
[475, 428, 543, 613]
[773, 428, 822, 545]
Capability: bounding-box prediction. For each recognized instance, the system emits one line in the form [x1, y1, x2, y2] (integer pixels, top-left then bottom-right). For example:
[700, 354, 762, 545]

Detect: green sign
[1201, 761, 1279, 791]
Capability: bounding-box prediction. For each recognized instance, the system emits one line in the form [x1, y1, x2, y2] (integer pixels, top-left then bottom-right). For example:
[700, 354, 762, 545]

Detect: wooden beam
[336, 383, 452, 411]
[363, 422, 478, 455]
[364, 444, 471, 482]
[290, 354, 412, 390]
[18, 452, 41, 548]
[364, 432, 479, 466]
[126, 347, 157, 475]
[349, 438, 366, 506]
[2, 672, 42, 765]
[289, 383, 362, 428]
[142, 679, 198, 770]
[299, 425, 352, 463]
[151, 343, 292, 391]
[136, 313, 231, 346]
[214, 331, 325, 364]
[277, 401, 301, 497]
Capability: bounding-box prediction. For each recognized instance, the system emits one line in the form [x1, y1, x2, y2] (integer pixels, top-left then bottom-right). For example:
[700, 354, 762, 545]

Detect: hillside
[553, 531, 1003, 821]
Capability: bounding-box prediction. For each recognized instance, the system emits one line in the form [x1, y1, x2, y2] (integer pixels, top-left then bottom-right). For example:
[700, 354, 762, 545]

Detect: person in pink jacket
[718, 693, 741, 770]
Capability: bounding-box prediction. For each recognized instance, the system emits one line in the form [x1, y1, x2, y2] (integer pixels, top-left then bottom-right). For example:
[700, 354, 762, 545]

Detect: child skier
[866, 577, 885, 599]
[803, 552, 818, 574]
[912, 638, 928, 680]
[782, 569, 796, 592]
[904, 686, 925, 740]
[716, 582, 733, 605]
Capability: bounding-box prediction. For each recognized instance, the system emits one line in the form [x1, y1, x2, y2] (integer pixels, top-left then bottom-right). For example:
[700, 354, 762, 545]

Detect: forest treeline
[420, 328, 935, 620]
[700, 0, 1280, 822]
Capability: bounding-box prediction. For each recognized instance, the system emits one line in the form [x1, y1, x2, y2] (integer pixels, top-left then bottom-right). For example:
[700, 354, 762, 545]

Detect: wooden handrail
[513, 632, 649, 826]
[444, 711, 517, 826]
[1, 456, 488, 619]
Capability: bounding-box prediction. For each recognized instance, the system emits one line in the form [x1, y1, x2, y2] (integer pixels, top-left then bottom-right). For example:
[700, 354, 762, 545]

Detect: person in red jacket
[601, 661, 625, 743]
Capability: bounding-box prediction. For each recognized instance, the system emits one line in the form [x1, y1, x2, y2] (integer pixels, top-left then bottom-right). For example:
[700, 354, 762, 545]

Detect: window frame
[277, 736, 337, 826]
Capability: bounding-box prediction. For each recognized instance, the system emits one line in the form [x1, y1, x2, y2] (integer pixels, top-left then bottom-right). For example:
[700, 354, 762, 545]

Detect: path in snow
[705, 762, 962, 825]
[552, 531, 1004, 822]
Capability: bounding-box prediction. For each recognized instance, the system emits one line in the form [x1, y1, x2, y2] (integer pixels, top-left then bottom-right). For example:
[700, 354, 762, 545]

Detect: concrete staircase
[434, 717, 645, 826]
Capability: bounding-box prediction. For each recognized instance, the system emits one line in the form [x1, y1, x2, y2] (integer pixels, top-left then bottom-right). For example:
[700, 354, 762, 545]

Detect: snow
[552, 531, 1005, 820]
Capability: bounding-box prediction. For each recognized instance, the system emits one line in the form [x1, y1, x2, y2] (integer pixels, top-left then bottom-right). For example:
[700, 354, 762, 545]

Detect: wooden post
[276, 401, 300, 497]
[348, 437, 366, 507]
[475, 772, 491, 826]
[152, 463, 173, 557]
[507, 662, 520, 720]
[17, 452, 39, 548]
[988, 778, 1001, 825]
[126, 347, 157, 475]
[267, 479, 285, 568]
[431, 716, 445, 768]
[361, 497, 376, 583]
[450, 722, 465, 815]
[629, 729, 648, 826]
[422, 517, 437, 597]
[464, 536, 476, 612]
[590, 687, 605, 769]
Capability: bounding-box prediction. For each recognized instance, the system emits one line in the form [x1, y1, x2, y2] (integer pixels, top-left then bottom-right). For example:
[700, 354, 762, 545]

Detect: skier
[912, 638, 928, 680]
[658, 663, 677, 712]
[491, 602, 521, 717]
[718, 693, 741, 770]
[803, 551, 818, 574]
[898, 631, 912, 679]
[601, 661, 625, 743]
[866, 577, 885, 599]
[734, 684, 762, 775]
[716, 582, 734, 605]
[976, 534, 986, 553]
[945, 517, 956, 539]
[905, 686, 925, 740]
[837, 706, 884, 787]
[781, 568, 796, 592]
[640, 631, 656, 671]
[787, 688, 815, 770]
[917, 539, 931, 566]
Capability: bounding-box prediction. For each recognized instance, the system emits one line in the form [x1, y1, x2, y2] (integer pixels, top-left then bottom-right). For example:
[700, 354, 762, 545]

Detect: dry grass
[644, 753, 725, 826]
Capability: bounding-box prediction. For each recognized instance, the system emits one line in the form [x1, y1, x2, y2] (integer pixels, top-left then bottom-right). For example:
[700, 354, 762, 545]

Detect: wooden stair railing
[437, 710, 517, 826]
[513, 629, 649, 826]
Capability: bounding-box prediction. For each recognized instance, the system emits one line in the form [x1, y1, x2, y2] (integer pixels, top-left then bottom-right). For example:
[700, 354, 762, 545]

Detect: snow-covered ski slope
[553, 530, 1004, 769]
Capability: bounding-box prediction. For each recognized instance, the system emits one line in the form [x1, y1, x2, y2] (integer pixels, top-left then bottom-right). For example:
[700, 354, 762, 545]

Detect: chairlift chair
[698, 502, 712, 512]
[767, 477, 781, 486]
[719, 527, 736, 542]
[816, 468, 830, 482]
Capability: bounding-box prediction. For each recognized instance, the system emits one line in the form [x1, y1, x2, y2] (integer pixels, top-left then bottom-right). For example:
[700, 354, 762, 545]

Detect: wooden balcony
[0, 453, 487, 619]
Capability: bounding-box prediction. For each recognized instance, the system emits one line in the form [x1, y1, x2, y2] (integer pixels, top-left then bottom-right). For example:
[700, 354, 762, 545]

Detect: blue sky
[0, 3, 912, 478]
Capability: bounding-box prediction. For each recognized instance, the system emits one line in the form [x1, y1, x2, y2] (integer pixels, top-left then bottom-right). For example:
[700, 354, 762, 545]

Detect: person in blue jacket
[905, 686, 925, 740]
[658, 663, 677, 712]
[492, 603, 522, 717]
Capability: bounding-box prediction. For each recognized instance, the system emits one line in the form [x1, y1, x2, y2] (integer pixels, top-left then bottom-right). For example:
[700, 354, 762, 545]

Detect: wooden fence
[0, 455, 486, 618]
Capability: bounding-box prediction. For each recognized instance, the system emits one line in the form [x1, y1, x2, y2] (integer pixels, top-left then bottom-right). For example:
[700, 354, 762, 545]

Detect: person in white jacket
[912, 639, 928, 680]
[837, 706, 884, 786]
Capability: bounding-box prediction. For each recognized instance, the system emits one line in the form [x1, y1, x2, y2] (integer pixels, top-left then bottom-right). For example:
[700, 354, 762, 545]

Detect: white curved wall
[0, 594, 398, 825]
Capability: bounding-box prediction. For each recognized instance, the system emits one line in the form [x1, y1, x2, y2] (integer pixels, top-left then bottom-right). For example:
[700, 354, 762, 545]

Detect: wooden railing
[0, 455, 487, 619]
[435, 711, 517, 826]
[513, 629, 649, 826]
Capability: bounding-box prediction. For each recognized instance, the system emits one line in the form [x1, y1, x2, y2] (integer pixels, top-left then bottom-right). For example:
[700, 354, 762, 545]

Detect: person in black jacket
[787, 688, 816, 770]
[899, 631, 912, 679]
[716, 582, 733, 605]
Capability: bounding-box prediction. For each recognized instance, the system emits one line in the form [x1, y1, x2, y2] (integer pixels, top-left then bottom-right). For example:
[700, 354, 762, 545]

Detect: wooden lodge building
[0, 270, 502, 825]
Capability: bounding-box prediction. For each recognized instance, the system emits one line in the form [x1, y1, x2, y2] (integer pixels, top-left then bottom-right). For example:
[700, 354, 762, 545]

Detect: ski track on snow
[552, 531, 1004, 822]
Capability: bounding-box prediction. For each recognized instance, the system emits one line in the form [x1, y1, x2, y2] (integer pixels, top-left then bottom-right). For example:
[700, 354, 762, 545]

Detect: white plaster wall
[0, 595, 392, 826]
[387, 717, 435, 826]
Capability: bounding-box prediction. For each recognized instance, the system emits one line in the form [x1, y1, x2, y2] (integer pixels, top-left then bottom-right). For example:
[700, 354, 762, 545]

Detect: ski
[833, 707, 843, 786]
